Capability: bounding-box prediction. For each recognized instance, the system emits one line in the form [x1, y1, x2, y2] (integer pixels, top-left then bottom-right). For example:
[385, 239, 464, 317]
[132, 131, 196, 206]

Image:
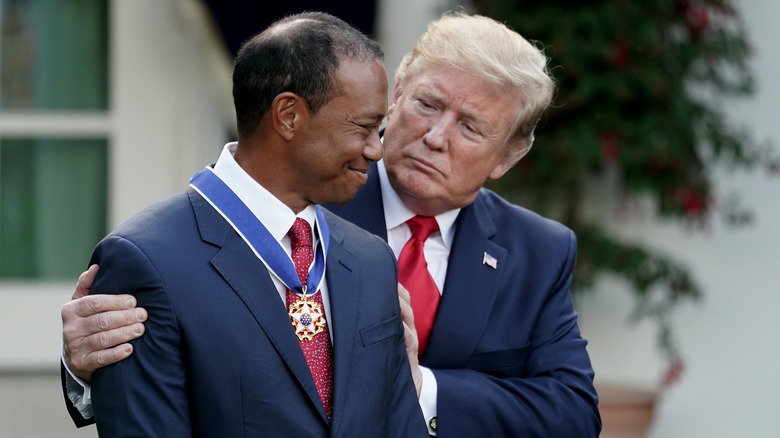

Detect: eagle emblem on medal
[288, 295, 326, 341]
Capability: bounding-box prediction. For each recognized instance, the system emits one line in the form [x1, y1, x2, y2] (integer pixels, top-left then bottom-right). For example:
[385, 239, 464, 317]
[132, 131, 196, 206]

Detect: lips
[349, 167, 369, 184]
[407, 156, 441, 176]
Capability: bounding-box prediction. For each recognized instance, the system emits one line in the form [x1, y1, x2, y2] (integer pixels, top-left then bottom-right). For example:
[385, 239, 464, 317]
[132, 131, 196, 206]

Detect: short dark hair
[232, 12, 383, 138]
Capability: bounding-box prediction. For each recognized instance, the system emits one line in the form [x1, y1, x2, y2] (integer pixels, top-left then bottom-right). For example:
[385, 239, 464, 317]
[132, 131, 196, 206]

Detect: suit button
[428, 416, 437, 432]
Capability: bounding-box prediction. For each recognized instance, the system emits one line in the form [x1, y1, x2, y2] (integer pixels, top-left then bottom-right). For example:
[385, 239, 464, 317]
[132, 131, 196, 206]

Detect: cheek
[381, 136, 405, 164]
[385, 119, 421, 151]
[449, 151, 495, 183]
[332, 138, 370, 169]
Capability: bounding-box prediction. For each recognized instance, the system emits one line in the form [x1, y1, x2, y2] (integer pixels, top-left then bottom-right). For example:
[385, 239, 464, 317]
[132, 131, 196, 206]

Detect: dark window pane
[0, 138, 108, 279]
[1, 0, 109, 110]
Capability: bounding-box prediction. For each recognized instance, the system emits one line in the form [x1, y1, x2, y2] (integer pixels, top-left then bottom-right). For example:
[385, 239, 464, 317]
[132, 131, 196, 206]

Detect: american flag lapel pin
[482, 252, 498, 269]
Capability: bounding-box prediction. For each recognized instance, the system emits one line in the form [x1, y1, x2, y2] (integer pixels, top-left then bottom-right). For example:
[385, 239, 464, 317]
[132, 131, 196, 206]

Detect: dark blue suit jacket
[326, 164, 601, 437]
[88, 188, 427, 437]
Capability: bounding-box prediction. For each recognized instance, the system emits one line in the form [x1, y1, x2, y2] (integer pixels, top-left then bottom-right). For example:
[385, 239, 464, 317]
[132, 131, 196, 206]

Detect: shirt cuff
[418, 365, 438, 435]
[61, 342, 94, 419]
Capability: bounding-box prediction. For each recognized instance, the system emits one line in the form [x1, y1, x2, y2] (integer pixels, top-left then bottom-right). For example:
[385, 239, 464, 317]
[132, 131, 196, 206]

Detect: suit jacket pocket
[465, 343, 530, 377]
[359, 315, 399, 347]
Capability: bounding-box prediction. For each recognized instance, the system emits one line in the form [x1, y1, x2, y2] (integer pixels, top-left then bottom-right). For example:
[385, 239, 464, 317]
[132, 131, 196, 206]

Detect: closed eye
[360, 124, 379, 134]
[460, 121, 483, 138]
[418, 100, 436, 111]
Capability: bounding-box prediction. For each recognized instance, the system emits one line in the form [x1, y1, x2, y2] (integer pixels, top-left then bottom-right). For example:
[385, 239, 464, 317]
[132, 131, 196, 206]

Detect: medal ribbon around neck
[189, 168, 329, 299]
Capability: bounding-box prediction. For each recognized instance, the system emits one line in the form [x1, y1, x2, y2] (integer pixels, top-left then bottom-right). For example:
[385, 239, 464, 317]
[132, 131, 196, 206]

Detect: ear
[487, 158, 516, 181]
[487, 141, 529, 180]
[271, 92, 308, 141]
[386, 81, 404, 119]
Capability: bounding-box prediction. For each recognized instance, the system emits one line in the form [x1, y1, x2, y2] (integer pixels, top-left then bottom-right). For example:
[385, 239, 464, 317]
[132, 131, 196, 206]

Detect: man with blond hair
[63, 12, 600, 436]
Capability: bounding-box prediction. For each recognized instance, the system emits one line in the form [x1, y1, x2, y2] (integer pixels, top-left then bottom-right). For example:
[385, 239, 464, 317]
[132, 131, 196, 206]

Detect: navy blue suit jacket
[87, 188, 427, 437]
[326, 164, 601, 437]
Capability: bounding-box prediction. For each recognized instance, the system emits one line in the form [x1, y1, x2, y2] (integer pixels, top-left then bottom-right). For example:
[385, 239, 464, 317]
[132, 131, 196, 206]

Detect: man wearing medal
[61, 12, 600, 437]
[59, 12, 428, 437]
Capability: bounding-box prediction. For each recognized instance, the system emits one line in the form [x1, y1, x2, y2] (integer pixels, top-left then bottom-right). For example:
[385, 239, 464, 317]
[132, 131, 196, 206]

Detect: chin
[325, 188, 360, 206]
[325, 197, 353, 206]
[396, 176, 440, 199]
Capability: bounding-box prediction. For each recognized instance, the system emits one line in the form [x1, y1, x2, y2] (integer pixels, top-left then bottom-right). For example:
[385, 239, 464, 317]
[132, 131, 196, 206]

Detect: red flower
[600, 131, 620, 165]
[674, 186, 708, 216]
[686, 4, 711, 35]
[662, 358, 685, 389]
[609, 41, 631, 67]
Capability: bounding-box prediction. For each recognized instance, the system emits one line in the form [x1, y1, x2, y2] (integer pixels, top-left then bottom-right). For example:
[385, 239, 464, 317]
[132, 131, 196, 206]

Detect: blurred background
[0, 0, 777, 436]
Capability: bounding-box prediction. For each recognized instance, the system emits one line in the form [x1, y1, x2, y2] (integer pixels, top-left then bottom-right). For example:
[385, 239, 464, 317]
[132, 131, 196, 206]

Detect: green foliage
[475, 0, 778, 363]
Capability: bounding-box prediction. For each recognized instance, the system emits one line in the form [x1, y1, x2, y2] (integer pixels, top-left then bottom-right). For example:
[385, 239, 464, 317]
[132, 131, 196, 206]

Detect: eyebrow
[347, 112, 385, 124]
[460, 107, 491, 131]
[418, 88, 492, 130]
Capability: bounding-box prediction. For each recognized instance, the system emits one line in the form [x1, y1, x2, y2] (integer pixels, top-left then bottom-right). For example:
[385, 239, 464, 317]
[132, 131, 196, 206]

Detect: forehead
[404, 66, 521, 131]
[331, 58, 388, 118]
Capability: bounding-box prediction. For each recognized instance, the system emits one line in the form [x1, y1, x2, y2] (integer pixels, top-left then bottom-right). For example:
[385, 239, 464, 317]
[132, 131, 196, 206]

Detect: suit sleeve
[388, 309, 430, 438]
[88, 235, 192, 437]
[433, 231, 601, 437]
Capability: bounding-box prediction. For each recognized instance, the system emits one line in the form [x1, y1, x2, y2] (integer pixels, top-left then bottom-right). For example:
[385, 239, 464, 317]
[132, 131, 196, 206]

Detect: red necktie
[397, 216, 440, 359]
[286, 218, 334, 419]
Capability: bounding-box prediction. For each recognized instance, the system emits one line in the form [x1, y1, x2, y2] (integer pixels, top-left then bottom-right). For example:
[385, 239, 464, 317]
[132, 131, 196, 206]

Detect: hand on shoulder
[61, 265, 148, 381]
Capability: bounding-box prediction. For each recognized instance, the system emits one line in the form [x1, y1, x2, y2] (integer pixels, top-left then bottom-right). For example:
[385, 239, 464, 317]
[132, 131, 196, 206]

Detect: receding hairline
[263, 15, 383, 63]
[265, 17, 322, 36]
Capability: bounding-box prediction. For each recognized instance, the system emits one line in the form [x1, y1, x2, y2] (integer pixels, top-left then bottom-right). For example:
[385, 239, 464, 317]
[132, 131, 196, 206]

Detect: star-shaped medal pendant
[288, 293, 326, 341]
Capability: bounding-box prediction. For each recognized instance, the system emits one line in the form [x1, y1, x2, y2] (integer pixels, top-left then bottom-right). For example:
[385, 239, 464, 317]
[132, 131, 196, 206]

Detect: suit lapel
[189, 189, 328, 421]
[422, 193, 506, 368]
[319, 214, 361, 429]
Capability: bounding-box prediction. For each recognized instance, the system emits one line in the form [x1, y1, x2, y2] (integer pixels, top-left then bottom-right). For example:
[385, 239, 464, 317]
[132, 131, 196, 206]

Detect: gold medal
[288, 292, 326, 341]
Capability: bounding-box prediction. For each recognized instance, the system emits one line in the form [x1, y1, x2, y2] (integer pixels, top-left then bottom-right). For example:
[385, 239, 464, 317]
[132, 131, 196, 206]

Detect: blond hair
[395, 12, 554, 163]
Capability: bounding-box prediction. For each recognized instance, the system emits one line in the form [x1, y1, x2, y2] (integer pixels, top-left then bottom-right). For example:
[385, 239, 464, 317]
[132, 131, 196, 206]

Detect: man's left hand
[397, 283, 422, 397]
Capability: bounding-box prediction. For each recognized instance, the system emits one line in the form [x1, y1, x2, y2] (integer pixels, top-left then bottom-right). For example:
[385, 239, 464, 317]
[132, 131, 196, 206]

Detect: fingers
[90, 320, 147, 350]
[72, 264, 99, 300]
[66, 293, 140, 318]
[398, 287, 420, 367]
[62, 299, 147, 338]
[398, 287, 416, 331]
[68, 342, 136, 383]
[402, 319, 419, 359]
[64, 322, 145, 382]
[397, 283, 415, 327]
[397, 293, 423, 398]
[92, 343, 135, 368]
[62, 294, 147, 381]
[397, 283, 411, 307]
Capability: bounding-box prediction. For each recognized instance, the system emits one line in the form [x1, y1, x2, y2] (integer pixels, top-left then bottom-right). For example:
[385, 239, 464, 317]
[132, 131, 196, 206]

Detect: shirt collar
[211, 142, 317, 241]
[377, 160, 460, 248]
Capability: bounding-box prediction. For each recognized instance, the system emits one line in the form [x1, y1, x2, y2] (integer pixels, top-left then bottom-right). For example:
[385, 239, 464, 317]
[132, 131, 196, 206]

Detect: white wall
[0, 0, 234, 370]
[109, 0, 234, 228]
[376, 0, 456, 91]
[577, 1, 780, 436]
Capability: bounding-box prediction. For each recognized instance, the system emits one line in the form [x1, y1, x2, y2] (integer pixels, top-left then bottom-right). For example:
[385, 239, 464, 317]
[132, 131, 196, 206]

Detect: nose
[423, 116, 450, 151]
[363, 128, 383, 162]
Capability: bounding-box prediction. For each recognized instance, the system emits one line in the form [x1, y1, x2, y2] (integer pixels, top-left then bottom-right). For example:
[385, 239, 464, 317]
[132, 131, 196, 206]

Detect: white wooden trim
[0, 112, 112, 137]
